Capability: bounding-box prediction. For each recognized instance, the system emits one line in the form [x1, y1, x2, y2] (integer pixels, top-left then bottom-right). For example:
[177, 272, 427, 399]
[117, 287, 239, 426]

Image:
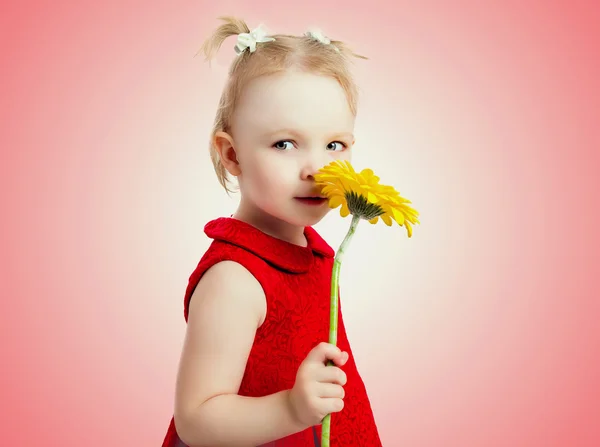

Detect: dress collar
[204, 217, 334, 273]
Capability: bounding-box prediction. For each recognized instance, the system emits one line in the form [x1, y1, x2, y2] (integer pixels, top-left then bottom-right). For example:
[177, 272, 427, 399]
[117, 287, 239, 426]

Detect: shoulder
[188, 259, 268, 327]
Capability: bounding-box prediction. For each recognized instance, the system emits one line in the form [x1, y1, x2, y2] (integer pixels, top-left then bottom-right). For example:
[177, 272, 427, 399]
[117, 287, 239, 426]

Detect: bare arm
[173, 261, 309, 447]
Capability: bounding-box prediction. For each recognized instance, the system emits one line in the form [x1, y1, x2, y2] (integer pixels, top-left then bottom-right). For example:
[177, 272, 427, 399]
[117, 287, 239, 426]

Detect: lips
[295, 196, 327, 206]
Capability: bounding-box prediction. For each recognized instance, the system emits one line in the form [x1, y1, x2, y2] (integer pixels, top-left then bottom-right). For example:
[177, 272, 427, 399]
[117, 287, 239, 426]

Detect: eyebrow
[265, 129, 355, 141]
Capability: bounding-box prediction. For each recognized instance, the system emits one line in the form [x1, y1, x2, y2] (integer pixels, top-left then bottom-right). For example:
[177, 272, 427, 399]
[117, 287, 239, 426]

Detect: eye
[273, 140, 295, 151]
[327, 141, 347, 151]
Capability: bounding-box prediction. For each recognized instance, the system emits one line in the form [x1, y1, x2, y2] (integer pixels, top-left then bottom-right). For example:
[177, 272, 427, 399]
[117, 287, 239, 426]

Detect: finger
[316, 366, 347, 386]
[321, 397, 344, 414]
[317, 383, 345, 399]
[335, 351, 349, 366]
[308, 342, 343, 364]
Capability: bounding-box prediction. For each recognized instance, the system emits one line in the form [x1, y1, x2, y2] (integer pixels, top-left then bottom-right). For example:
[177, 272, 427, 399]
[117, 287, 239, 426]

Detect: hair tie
[235, 24, 275, 56]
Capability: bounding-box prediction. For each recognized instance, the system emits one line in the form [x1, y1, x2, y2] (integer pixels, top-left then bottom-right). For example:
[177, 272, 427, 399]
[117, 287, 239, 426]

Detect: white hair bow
[235, 25, 275, 56]
[304, 29, 340, 52]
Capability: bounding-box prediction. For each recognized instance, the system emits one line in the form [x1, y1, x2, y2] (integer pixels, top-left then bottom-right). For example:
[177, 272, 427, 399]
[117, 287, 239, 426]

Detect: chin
[262, 203, 329, 228]
[300, 215, 326, 227]
[286, 211, 327, 228]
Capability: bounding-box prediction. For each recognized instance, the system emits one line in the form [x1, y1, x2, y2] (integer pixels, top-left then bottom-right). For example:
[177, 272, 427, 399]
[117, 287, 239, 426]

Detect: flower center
[344, 191, 384, 220]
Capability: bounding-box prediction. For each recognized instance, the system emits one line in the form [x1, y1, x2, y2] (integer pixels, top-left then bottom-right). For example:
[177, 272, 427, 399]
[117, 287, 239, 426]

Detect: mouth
[294, 196, 328, 206]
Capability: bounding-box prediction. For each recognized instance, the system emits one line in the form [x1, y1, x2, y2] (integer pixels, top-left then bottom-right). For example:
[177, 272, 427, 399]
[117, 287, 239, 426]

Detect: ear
[214, 131, 242, 176]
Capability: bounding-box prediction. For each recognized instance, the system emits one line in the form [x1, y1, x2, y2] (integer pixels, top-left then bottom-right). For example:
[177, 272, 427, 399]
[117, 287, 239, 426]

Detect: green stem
[321, 214, 360, 447]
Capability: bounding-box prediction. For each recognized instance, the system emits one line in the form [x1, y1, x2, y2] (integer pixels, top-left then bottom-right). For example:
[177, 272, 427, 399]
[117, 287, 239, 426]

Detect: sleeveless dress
[162, 217, 382, 446]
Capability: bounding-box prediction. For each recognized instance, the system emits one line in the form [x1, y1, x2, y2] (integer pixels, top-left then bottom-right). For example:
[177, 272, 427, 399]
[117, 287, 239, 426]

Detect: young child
[162, 17, 382, 447]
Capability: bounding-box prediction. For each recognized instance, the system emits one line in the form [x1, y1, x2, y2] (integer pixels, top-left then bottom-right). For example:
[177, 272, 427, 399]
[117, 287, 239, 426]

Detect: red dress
[162, 217, 382, 446]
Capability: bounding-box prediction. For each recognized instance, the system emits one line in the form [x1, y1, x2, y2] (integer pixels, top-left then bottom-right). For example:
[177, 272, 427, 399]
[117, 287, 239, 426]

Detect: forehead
[232, 71, 355, 135]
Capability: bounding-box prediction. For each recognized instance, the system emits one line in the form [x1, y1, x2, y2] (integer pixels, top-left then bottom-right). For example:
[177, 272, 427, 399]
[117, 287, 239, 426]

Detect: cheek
[245, 153, 295, 193]
[335, 150, 352, 163]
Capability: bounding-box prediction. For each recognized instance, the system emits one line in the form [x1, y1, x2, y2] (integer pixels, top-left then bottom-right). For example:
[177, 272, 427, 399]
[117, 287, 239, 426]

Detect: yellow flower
[314, 160, 420, 237]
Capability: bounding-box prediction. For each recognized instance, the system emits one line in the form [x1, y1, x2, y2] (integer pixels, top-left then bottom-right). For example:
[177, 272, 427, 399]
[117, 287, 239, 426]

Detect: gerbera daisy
[314, 160, 419, 237]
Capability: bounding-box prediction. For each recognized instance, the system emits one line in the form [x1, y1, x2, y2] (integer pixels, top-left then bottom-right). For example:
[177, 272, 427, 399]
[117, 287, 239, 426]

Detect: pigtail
[198, 16, 251, 62]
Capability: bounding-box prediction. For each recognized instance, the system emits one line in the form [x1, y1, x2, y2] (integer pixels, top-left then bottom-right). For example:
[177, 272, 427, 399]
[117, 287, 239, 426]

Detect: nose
[300, 150, 326, 180]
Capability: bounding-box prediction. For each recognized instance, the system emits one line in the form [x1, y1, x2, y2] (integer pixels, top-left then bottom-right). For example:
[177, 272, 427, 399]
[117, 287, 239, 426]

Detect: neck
[232, 198, 307, 247]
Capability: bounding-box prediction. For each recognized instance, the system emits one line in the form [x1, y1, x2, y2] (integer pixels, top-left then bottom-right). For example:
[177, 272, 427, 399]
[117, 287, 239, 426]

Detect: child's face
[229, 71, 355, 228]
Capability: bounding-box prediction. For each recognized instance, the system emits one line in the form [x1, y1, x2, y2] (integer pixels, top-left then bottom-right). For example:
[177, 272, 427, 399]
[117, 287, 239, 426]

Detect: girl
[162, 17, 382, 447]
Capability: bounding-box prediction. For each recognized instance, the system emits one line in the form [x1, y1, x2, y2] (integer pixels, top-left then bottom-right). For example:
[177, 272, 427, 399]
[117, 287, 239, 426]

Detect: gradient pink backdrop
[1, 1, 599, 445]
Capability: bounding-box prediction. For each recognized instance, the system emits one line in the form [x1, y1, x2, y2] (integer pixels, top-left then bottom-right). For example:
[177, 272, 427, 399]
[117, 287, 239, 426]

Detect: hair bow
[235, 25, 275, 56]
[304, 29, 340, 52]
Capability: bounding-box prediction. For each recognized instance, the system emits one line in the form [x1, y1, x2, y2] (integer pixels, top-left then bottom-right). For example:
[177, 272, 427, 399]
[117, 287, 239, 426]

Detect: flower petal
[340, 203, 350, 217]
[360, 168, 375, 182]
[390, 206, 405, 225]
[381, 213, 393, 226]
[367, 191, 378, 204]
[321, 184, 340, 196]
[328, 195, 345, 209]
[405, 221, 413, 237]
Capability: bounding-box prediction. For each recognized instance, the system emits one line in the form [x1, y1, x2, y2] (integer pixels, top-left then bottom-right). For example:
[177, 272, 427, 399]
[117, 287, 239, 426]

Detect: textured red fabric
[162, 217, 382, 446]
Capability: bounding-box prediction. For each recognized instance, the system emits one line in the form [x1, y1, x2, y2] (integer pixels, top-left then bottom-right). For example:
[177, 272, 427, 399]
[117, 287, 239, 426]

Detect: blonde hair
[199, 16, 367, 193]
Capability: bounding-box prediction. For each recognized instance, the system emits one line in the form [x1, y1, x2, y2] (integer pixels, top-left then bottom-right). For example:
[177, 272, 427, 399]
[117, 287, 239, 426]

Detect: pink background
[2, 1, 599, 445]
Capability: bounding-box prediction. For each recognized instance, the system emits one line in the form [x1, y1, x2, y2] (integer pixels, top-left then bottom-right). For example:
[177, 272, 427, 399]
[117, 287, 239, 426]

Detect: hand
[287, 342, 349, 427]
